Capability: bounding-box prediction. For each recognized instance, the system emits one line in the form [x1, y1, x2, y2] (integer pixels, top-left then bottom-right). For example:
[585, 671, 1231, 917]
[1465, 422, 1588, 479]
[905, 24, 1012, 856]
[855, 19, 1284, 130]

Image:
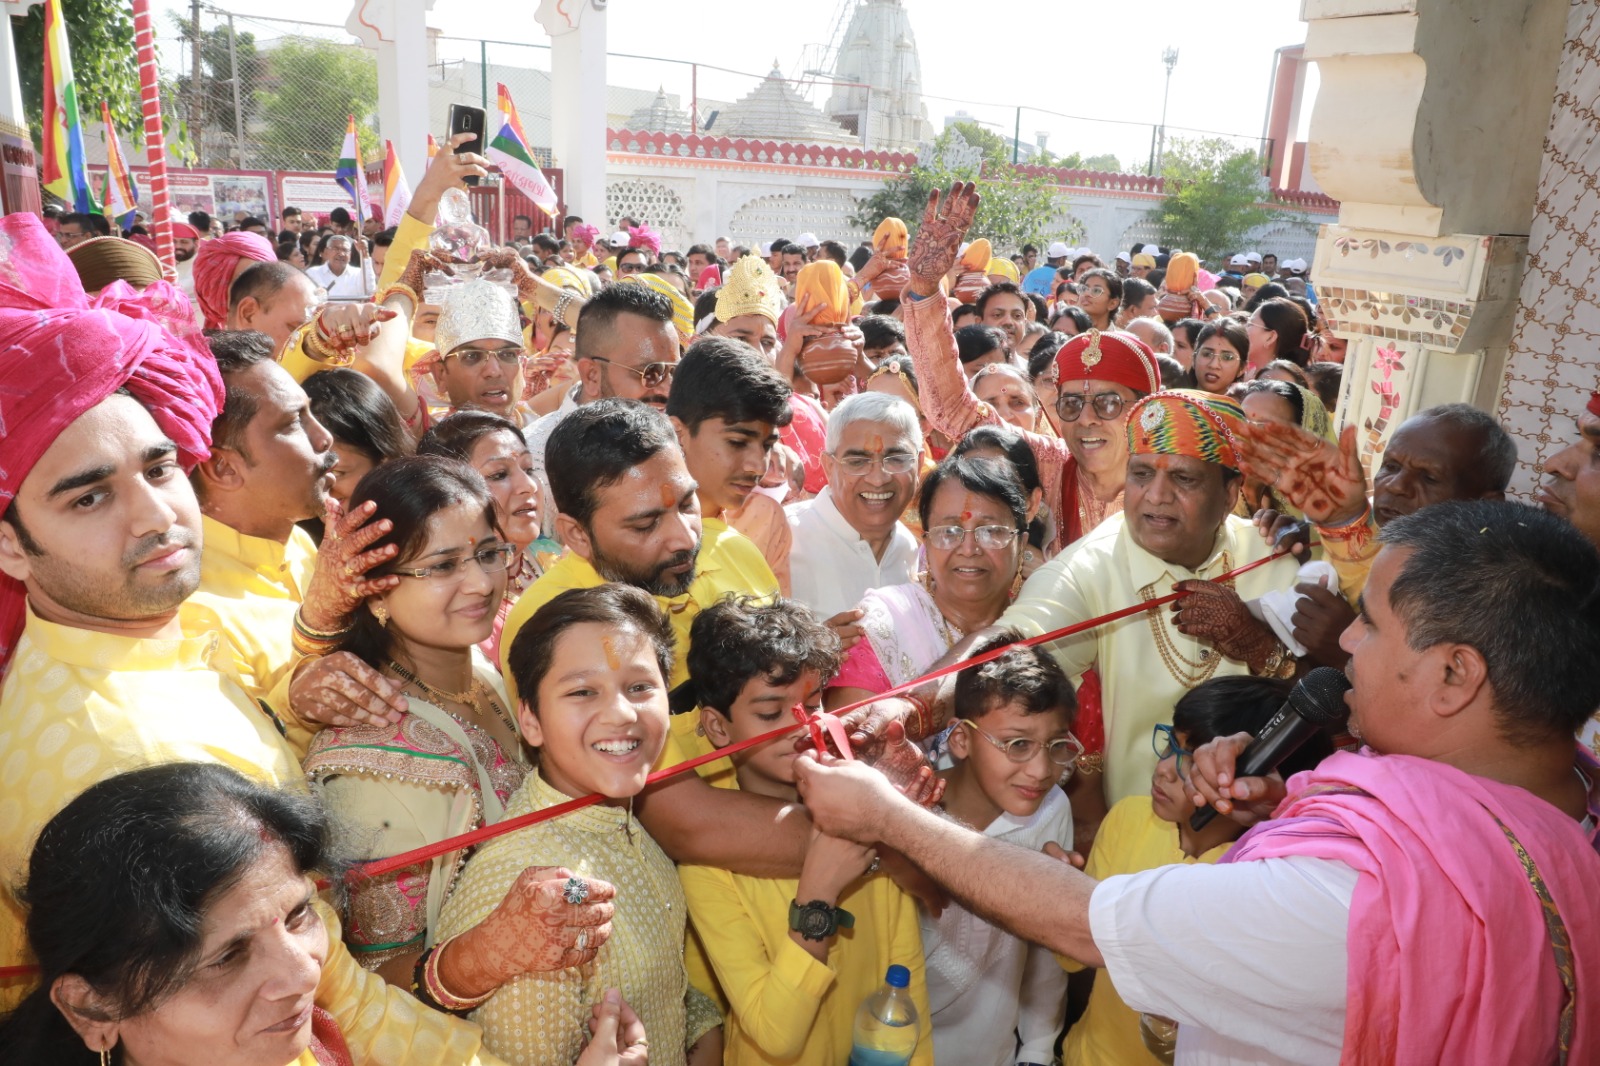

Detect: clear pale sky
[156, 0, 1314, 166]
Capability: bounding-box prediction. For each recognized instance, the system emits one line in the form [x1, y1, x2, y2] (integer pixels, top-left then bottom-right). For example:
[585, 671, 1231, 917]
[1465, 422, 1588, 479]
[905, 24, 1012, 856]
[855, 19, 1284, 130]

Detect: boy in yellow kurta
[680, 598, 934, 1065]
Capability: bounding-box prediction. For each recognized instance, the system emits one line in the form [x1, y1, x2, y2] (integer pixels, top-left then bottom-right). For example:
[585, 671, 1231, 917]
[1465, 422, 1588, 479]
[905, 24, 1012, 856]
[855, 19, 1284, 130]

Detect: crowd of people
[0, 133, 1597, 1066]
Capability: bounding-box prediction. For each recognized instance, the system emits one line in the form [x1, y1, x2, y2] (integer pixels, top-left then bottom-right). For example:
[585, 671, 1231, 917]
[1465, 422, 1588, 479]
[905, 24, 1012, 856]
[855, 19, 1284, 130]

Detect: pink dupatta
[1224, 748, 1600, 1065]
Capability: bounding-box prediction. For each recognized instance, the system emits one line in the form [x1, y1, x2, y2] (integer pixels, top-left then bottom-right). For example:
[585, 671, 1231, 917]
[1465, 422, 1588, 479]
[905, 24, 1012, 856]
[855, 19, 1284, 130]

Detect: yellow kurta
[0, 606, 303, 1008]
[999, 513, 1298, 804]
[680, 775, 934, 1066]
[1059, 796, 1231, 1066]
[190, 515, 318, 703]
[435, 773, 718, 1066]
[498, 516, 779, 700]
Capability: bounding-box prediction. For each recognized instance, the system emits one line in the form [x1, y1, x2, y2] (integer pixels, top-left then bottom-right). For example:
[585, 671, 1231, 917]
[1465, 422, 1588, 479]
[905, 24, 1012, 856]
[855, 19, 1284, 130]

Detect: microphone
[1189, 666, 1351, 831]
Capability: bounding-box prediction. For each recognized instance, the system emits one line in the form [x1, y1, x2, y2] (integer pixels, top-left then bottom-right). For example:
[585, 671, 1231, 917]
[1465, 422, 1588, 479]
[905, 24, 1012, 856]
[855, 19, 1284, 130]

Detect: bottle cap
[885, 964, 910, 988]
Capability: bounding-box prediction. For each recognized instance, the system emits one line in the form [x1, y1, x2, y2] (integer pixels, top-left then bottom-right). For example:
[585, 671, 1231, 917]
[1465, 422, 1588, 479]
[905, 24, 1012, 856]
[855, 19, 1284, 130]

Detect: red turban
[191, 230, 274, 329]
[170, 221, 201, 240]
[1055, 329, 1162, 394]
[0, 212, 224, 673]
[1588, 391, 1600, 419]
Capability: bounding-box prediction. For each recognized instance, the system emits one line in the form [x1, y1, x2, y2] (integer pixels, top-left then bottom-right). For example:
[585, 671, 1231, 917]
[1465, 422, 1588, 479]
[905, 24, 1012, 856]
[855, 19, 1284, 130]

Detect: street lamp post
[1156, 46, 1179, 175]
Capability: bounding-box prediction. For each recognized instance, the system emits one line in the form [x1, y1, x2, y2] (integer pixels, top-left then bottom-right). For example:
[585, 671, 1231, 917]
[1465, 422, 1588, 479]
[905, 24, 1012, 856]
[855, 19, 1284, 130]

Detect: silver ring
[562, 876, 589, 905]
[575, 929, 588, 953]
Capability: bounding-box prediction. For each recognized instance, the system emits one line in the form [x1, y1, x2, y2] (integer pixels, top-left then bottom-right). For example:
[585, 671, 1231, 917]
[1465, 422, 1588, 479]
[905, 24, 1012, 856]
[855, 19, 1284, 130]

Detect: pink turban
[191, 230, 274, 329]
[697, 264, 722, 291]
[569, 223, 598, 247]
[0, 213, 224, 674]
[627, 224, 662, 256]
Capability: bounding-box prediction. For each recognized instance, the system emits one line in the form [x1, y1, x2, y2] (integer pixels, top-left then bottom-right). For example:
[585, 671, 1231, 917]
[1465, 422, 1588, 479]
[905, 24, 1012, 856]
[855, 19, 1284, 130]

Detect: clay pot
[800, 328, 858, 385]
[871, 259, 910, 301]
[953, 270, 988, 303]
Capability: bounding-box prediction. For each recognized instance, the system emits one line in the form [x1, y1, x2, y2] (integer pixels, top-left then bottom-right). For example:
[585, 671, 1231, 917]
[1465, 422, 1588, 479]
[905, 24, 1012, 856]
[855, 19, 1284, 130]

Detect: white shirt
[306, 261, 371, 299]
[923, 787, 1074, 1066]
[525, 384, 583, 539]
[785, 486, 919, 619]
[1089, 854, 1358, 1065]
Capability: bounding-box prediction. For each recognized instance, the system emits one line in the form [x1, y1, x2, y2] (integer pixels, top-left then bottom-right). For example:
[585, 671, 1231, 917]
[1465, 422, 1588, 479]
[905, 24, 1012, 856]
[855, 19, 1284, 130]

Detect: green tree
[254, 37, 378, 170]
[853, 127, 1076, 252]
[11, 0, 140, 144]
[1150, 137, 1278, 260]
[166, 14, 264, 167]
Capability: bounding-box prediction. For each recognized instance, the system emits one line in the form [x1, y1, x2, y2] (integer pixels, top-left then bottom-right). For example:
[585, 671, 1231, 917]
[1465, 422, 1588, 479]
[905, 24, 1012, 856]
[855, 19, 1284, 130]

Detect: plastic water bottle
[848, 964, 919, 1066]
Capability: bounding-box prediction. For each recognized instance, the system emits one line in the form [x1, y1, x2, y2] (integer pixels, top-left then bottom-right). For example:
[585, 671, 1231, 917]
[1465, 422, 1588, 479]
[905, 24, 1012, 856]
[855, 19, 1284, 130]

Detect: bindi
[602, 635, 621, 670]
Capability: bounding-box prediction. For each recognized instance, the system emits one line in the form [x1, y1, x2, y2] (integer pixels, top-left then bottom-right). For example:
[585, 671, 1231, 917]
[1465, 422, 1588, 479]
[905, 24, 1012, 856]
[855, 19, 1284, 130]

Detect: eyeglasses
[448, 347, 524, 369]
[391, 543, 516, 584]
[829, 451, 919, 476]
[1080, 284, 1111, 298]
[617, 261, 645, 275]
[1056, 391, 1128, 422]
[959, 720, 1084, 768]
[925, 524, 1020, 550]
[1151, 724, 1194, 780]
[588, 357, 677, 389]
[1196, 346, 1240, 364]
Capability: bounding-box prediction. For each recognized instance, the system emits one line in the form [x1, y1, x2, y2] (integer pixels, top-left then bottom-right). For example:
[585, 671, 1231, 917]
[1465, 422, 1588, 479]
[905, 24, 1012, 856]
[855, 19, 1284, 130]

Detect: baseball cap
[1047, 241, 1072, 259]
[1245, 251, 1263, 264]
[796, 232, 820, 249]
[1115, 250, 1131, 263]
[1229, 254, 1250, 268]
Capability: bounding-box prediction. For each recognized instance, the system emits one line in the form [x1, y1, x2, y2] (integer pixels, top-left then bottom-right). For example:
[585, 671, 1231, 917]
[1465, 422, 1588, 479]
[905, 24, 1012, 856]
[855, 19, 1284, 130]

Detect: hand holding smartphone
[447, 104, 487, 187]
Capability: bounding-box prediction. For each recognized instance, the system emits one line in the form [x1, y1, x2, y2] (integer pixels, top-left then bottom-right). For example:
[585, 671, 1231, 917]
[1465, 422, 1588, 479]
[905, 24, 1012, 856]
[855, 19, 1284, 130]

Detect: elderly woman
[0, 762, 641, 1065]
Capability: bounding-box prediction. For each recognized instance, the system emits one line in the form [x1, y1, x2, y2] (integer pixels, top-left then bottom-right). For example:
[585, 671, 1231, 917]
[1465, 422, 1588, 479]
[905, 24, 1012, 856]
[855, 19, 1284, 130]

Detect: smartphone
[447, 104, 487, 186]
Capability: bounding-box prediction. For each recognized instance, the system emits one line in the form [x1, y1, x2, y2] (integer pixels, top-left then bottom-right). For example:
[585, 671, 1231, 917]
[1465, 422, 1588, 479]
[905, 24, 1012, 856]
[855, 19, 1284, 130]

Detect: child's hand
[1042, 841, 1086, 869]
[579, 988, 649, 1066]
[803, 825, 878, 895]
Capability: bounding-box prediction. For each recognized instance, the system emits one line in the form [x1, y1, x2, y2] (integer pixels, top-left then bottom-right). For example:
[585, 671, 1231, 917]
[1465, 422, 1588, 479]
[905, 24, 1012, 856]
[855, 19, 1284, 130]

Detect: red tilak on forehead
[1588, 391, 1600, 420]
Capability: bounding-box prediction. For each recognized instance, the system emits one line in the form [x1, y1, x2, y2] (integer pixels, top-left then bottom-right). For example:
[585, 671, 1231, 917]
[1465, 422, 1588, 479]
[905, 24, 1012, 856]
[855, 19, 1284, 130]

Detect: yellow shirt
[435, 773, 719, 1066]
[190, 515, 318, 703]
[999, 512, 1298, 805]
[0, 606, 303, 1007]
[679, 776, 934, 1066]
[499, 516, 779, 700]
[1060, 797, 1231, 1066]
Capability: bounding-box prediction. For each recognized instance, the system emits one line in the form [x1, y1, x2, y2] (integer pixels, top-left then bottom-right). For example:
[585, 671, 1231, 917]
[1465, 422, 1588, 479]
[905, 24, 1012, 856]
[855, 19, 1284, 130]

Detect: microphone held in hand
[1189, 666, 1352, 831]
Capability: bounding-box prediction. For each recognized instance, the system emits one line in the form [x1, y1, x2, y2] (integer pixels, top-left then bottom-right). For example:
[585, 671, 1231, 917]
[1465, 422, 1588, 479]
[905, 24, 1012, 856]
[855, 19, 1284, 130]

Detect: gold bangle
[376, 281, 421, 308]
[302, 318, 350, 366]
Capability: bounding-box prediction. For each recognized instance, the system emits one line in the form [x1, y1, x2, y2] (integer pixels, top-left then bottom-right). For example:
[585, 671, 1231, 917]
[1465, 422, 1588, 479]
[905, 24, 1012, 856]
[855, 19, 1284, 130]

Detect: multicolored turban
[622, 272, 695, 347]
[0, 212, 223, 673]
[191, 231, 274, 329]
[1054, 329, 1161, 394]
[1126, 389, 1246, 470]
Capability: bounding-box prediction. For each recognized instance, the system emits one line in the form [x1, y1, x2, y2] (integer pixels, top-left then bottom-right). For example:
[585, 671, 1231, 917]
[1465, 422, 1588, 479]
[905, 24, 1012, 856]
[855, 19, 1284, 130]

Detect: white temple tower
[825, 0, 932, 151]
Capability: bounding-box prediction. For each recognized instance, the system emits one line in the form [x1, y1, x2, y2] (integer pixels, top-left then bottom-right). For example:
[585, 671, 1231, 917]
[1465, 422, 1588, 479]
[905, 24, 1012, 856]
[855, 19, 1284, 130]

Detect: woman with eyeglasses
[299, 456, 541, 991]
[1191, 318, 1250, 396]
[826, 456, 1032, 715]
[1059, 675, 1334, 1066]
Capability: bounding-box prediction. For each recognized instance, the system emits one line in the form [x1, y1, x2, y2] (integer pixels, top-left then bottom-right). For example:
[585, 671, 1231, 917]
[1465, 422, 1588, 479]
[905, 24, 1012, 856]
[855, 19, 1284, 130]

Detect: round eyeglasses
[588, 357, 677, 389]
[925, 524, 1021, 551]
[1055, 391, 1129, 423]
[959, 719, 1085, 768]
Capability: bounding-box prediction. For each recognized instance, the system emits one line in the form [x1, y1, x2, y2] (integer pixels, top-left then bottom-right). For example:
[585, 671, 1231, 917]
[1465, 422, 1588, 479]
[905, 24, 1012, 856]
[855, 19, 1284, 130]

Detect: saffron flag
[334, 115, 369, 221]
[427, 133, 439, 159]
[497, 83, 531, 149]
[381, 140, 411, 225]
[487, 87, 558, 214]
[99, 101, 139, 229]
[40, 0, 97, 212]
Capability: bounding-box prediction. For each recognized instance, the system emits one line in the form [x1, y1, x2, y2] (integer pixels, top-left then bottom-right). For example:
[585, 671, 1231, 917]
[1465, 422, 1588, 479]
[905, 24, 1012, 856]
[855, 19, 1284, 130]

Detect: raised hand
[299, 498, 400, 633]
[1238, 421, 1368, 526]
[906, 182, 979, 296]
[316, 302, 398, 353]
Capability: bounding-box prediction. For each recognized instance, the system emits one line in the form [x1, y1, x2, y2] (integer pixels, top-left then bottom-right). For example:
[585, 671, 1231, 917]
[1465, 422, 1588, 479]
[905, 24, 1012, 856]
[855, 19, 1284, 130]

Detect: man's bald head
[1372, 404, 1517, 526]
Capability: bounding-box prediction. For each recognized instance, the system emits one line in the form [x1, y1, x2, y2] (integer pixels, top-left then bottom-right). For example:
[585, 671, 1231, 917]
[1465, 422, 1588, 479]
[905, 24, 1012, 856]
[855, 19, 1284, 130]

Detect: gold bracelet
[375, 281, 421, 309]
[301, 318, 351, 366]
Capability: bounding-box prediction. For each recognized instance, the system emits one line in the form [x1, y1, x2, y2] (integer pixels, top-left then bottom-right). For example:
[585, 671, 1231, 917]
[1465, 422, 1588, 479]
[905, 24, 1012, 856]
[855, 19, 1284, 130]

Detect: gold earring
[102, 1045, 112, 1066]
[373, 602, 389, 627]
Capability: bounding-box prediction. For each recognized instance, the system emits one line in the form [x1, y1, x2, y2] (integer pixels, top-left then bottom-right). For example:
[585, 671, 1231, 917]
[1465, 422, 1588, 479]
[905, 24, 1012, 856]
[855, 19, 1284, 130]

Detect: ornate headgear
[1126, 389, 1247, 470]
[434, 280, 524, 359]
[622, 273, 694, 347]
[569, 223, 599, 247]
[1054, 330, 1161, 394]
[541, 265, 594, 298]
[627, 224, 662, 256]
[714, 255, 783, 325]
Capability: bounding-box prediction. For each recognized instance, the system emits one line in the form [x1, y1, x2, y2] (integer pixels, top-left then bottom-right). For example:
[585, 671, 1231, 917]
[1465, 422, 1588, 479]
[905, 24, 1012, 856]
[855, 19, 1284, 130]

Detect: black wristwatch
[789, 899, 855, 941]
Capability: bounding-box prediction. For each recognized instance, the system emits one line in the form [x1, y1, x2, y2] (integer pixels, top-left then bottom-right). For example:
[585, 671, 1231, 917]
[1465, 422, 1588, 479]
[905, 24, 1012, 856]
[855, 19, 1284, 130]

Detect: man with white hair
[1125, 317, 1174, 356]
[786, 392, 923, 618]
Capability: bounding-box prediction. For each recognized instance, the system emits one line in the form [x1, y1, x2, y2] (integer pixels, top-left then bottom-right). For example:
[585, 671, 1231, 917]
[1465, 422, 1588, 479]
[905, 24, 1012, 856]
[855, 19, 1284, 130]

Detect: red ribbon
[0, 548, 1286, 982]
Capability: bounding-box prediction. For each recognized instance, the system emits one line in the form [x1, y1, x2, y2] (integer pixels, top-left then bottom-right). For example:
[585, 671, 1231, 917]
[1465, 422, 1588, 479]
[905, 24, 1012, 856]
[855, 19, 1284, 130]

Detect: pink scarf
[1225, 748, 1600, 1065]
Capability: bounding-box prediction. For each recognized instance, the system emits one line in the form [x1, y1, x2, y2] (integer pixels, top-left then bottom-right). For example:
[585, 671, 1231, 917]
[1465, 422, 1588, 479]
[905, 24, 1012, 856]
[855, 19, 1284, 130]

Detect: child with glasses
[923, 632, 1079, 1066]
[1059, 675, 1335, 1065]
[679, 596, 935, 1065]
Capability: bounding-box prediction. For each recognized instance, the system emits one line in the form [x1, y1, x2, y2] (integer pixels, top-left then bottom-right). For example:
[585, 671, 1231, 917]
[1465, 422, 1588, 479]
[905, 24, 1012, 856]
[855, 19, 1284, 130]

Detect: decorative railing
[605, 128, 1341, 211]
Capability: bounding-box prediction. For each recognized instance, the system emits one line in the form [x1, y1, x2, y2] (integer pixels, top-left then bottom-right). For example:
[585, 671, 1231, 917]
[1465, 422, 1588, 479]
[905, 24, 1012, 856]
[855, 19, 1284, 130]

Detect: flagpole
[130, 0, 175, 270]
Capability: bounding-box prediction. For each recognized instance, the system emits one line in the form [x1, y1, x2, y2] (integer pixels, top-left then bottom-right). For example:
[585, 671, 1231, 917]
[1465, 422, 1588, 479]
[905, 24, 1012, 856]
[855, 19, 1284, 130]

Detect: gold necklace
[1138, 567, 1227, 690]
[387, 659, 520, 737]
[1076, 470, 1121, 534]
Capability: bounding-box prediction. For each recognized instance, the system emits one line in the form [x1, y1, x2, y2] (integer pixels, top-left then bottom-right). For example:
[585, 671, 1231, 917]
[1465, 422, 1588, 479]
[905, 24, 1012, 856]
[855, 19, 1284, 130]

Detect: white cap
[609, 231, 630, 247]
[1137, 243, 1160, 256]
[759, 241, 774, 256]
[1046, 241, 1072, 259]
[1115, 250, 1131, 262]
[1229, 254, 1250, 268]
[796, 232, 820, 248]
[1285, 257, 1308, 272]
[1245, 251, 1263, 264]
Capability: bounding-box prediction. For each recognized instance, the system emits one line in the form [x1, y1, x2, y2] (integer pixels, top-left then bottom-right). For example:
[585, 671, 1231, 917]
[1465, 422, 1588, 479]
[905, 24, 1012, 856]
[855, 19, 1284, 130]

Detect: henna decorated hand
[1171, 580, 1281, 671]
[1239, 422, 1369, 526]
[441, 867, 617, 995]
[316, 302, 398, 352]
[287, 651, 408, 728]
[906, 182, 979, 296]
[300, 499, 401, 633]
[396, 248, 452, 298]
[798, 694, 914, 760]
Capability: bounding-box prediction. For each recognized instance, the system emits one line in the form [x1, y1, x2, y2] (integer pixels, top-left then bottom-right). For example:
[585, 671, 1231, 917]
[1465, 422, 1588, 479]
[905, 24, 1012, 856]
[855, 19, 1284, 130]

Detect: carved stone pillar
[1301, 0, 1568, 477]
[538, 0, 607, 224]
